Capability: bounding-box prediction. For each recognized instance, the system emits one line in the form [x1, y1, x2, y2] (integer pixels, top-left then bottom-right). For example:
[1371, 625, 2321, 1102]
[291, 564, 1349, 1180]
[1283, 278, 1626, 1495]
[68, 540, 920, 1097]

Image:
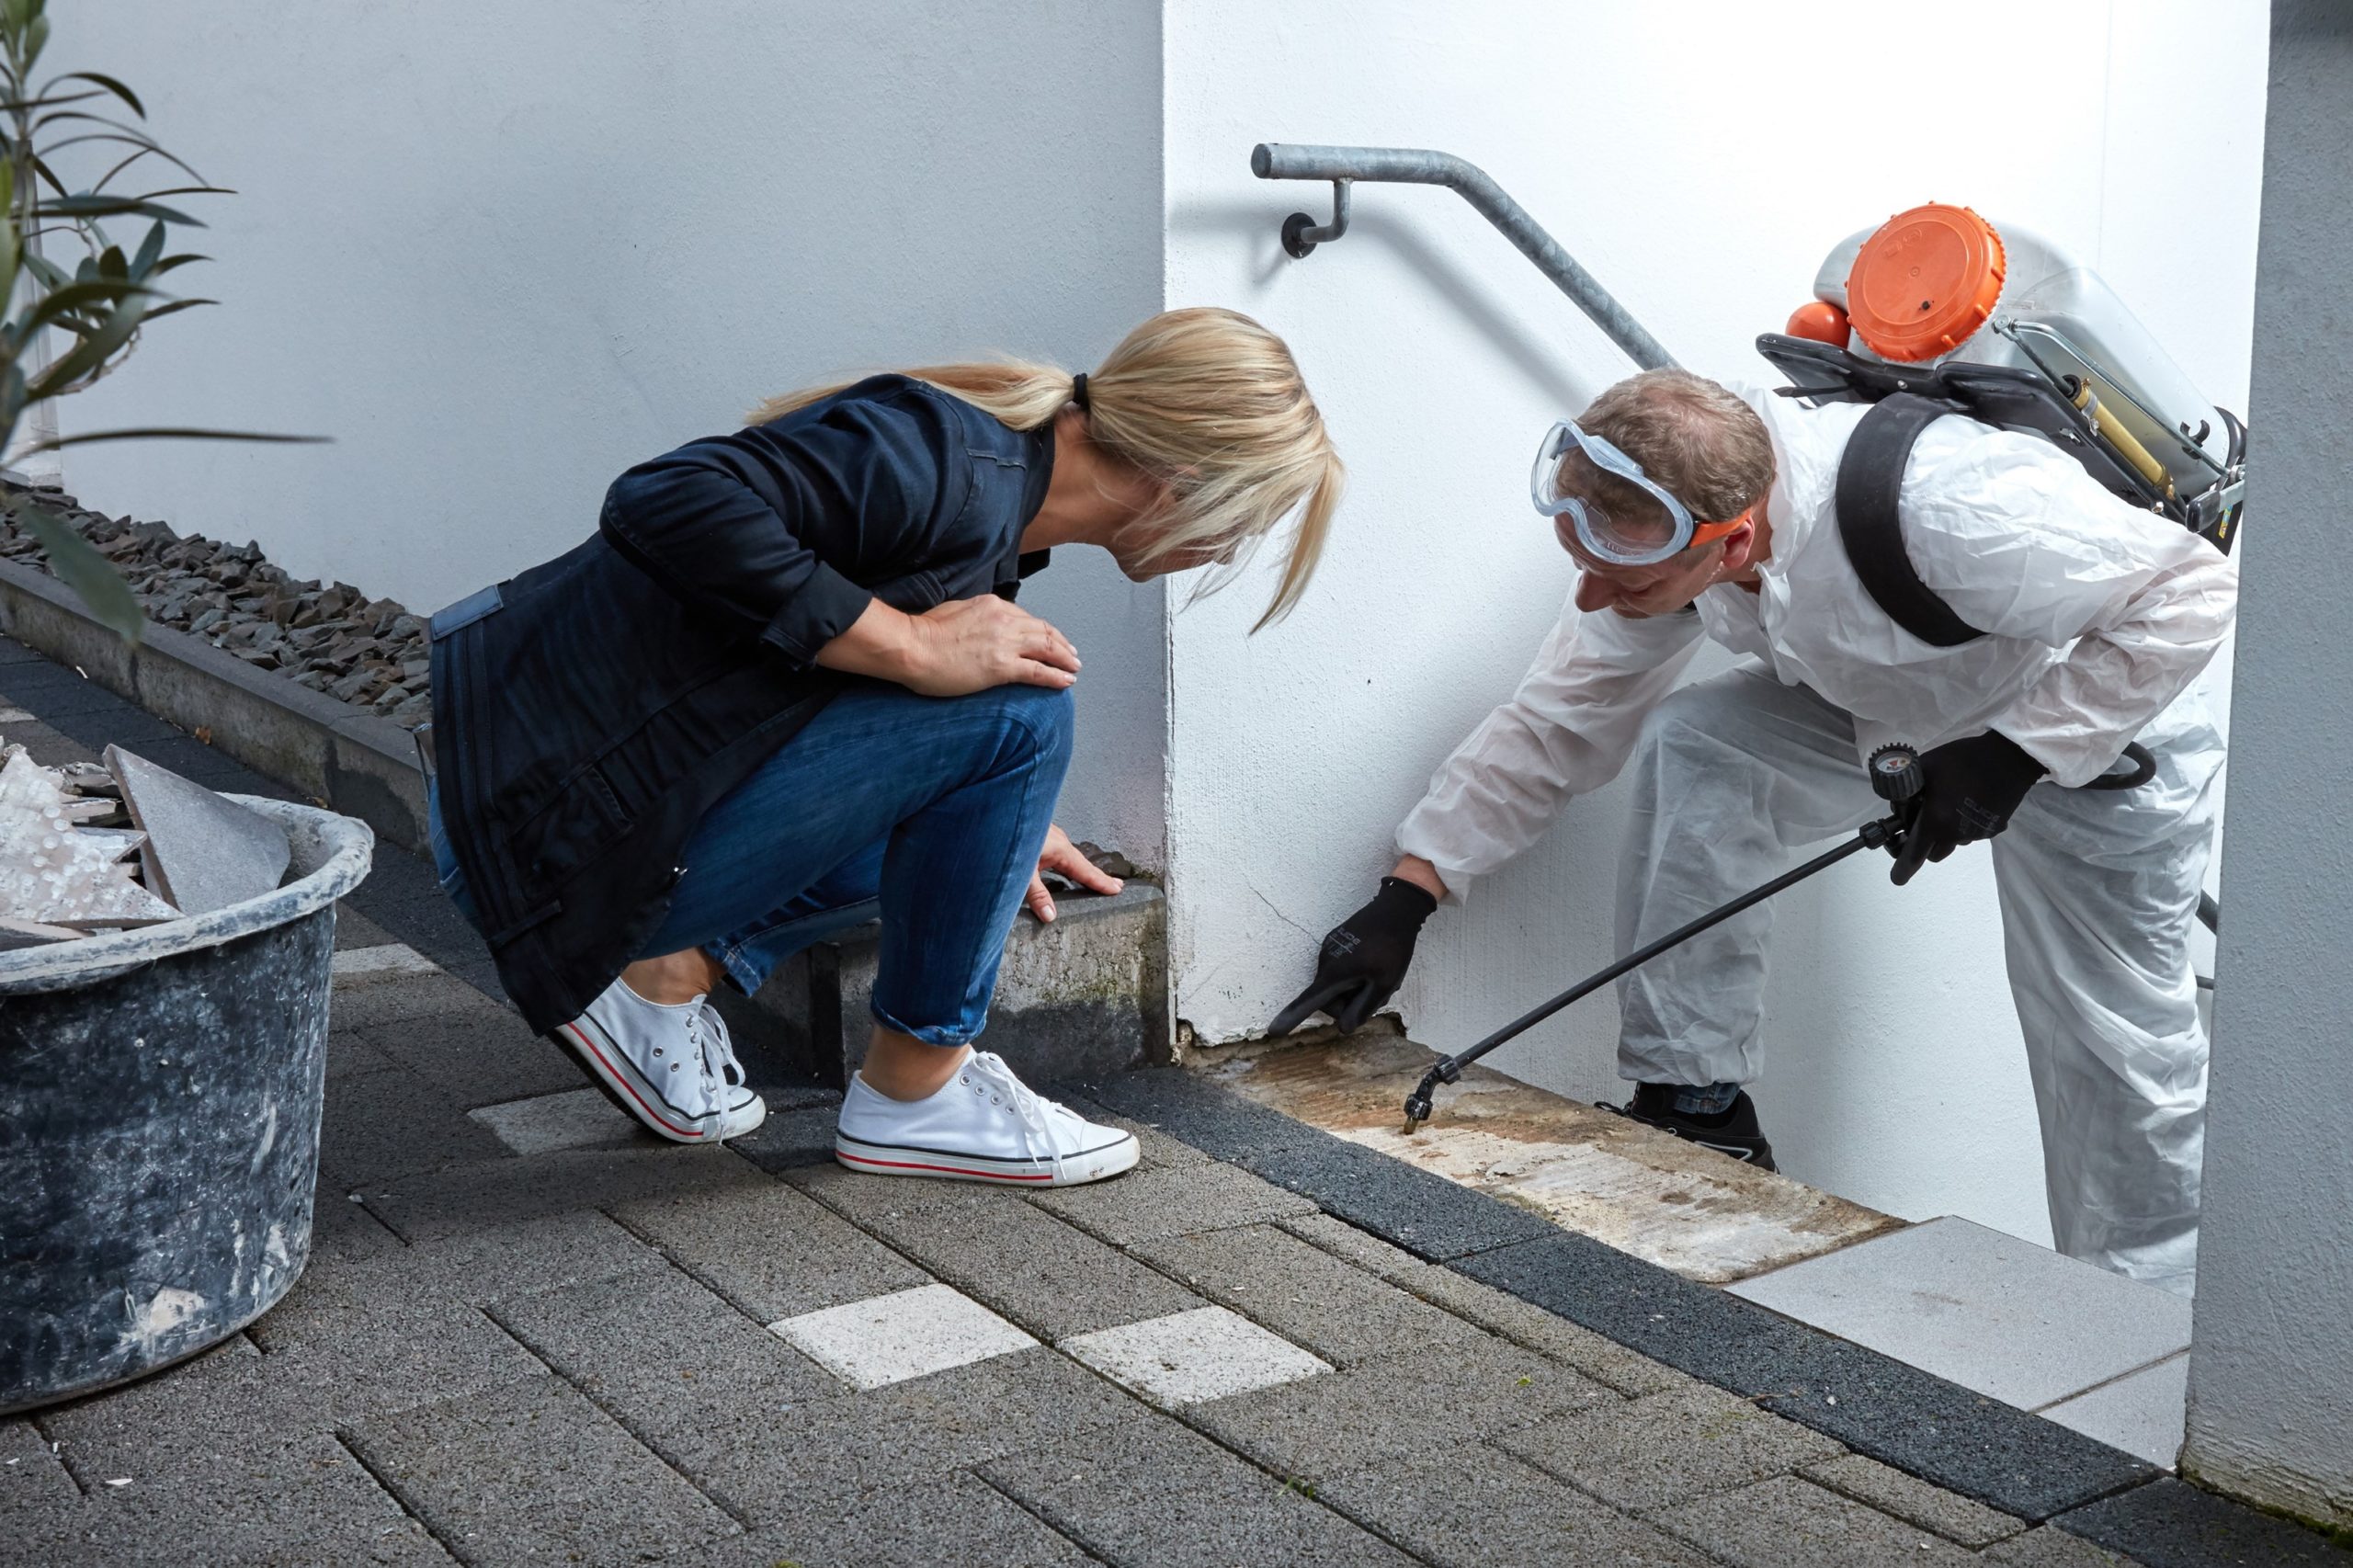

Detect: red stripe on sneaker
[835, 1149, 1056, 1181]
[563, 1021, 704, 1140]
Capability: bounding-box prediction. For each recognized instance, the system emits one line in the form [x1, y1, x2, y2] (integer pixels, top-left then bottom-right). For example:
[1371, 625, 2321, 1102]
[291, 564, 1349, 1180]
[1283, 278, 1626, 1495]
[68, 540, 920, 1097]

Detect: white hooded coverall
[1395, 387, 2236, 1294]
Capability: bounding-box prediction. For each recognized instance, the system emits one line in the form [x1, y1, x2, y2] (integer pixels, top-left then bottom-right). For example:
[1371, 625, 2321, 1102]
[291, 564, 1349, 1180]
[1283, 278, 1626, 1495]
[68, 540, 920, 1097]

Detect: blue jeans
[430, 681, 1075, 1046]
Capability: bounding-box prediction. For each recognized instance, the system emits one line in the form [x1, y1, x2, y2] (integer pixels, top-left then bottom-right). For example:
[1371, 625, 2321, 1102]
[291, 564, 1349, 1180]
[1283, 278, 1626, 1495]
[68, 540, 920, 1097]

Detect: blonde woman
[425, 308, 1342, 1187]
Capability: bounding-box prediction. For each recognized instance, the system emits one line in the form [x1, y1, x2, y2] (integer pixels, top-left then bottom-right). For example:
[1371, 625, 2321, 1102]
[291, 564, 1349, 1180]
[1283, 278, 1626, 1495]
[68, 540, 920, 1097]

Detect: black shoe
[1599, 1084, 1778, 1172]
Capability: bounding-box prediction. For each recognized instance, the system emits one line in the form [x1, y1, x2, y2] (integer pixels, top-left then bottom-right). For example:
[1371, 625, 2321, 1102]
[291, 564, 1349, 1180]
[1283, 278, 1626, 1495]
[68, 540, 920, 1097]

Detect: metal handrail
[1251, 142, 1678, 371]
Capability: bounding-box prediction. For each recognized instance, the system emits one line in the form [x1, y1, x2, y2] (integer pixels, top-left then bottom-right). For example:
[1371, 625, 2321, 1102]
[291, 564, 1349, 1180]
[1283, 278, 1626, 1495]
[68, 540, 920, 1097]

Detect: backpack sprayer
[1399, 202, 2242, 1137]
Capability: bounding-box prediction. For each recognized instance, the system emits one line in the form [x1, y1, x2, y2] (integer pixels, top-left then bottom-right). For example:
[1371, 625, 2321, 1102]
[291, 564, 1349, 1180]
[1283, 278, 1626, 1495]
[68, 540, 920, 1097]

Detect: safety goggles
[1530, 419, 1751, 568]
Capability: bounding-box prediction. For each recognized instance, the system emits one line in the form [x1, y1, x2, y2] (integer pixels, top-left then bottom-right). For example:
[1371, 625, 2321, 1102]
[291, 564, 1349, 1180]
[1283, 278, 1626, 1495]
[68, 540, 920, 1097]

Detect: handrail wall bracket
[1249, 142, 1677, 371]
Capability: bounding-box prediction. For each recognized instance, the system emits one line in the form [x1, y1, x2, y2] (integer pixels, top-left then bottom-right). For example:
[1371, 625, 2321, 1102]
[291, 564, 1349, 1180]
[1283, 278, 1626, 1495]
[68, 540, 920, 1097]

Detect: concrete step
[714, 882, 1171, 1091]
[1200, 1033, 1901, 1285]
[1728, 1216, 2193, 1469]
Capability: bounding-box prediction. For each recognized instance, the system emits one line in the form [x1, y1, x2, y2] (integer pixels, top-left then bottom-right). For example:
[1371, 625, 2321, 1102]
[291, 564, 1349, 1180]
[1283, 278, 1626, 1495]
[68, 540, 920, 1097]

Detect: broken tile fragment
[0, 917, 81, 949]
[0, 749, 180, 927]
[107, 744, 290, 915]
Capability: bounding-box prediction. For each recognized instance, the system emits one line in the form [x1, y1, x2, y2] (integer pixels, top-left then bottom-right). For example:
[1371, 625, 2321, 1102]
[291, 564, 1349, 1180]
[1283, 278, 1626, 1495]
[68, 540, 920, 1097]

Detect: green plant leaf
[13, 499, 143, 643]
[19, 251, 65, 292]
[27, 291, 142, 395]
[19, 425, 329, 453]
[36, 194, 201, 224]
[130, 219, 163, 276]
[49, 71, 143, 118]
[15, 275, 157, 335]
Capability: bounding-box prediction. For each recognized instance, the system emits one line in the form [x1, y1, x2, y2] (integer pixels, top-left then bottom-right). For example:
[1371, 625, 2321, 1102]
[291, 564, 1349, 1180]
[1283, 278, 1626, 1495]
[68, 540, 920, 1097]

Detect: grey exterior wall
[2180, 0, 2353, 1529]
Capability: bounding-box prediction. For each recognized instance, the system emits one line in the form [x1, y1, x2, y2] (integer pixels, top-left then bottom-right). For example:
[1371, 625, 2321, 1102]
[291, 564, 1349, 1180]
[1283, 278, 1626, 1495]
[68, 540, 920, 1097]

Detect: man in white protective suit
[1270, 369, 2235, 1295]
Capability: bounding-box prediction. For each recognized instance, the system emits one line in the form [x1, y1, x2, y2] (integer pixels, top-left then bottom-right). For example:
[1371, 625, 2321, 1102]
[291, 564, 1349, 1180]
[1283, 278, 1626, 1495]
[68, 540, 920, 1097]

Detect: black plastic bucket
[0, 800, 372, 1413]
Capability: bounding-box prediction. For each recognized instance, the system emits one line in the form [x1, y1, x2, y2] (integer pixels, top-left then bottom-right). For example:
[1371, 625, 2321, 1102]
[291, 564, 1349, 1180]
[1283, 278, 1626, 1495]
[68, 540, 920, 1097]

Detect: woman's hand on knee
[1026, 823, 1122, 924]
[820, 596, 1079, 697]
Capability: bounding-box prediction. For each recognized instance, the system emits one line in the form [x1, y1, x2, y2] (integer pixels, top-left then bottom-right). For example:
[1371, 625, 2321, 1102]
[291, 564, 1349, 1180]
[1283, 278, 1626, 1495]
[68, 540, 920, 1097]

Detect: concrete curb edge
[0, 556, 427, 853]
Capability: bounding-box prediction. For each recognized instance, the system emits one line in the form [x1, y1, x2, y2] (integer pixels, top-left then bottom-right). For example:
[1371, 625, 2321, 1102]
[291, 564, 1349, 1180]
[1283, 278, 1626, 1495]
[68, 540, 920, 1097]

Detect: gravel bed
[0, 481, 432, 729]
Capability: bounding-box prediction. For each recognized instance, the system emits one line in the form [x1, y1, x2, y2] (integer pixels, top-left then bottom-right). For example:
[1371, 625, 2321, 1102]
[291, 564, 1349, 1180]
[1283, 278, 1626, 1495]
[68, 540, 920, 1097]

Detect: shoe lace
[965, 1051, 1067, 1181]
[688, 999, 745, 1107]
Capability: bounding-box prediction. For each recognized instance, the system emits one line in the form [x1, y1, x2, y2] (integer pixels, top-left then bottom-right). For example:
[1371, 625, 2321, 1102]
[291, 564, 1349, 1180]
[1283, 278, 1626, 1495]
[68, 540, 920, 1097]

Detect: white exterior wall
[1163, 0, 2265, 1239]
[47, 1, 1171, 864]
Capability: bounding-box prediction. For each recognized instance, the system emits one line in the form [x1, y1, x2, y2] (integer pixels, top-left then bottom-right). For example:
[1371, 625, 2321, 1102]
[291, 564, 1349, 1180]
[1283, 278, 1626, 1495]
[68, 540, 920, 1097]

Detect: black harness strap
[1834, 392, 1986, 647]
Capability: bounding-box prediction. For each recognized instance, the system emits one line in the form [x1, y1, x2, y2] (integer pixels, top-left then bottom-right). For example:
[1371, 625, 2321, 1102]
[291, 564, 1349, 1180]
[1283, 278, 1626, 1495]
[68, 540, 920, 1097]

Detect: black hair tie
[1071, 372, 1090, 412]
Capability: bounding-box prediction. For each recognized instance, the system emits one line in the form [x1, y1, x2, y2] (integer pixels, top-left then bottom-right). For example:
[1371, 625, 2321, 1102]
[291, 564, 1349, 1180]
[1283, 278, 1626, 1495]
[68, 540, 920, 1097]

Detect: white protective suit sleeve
[1394, 599, 1707, 902]
[1903, 421, 2240, 787]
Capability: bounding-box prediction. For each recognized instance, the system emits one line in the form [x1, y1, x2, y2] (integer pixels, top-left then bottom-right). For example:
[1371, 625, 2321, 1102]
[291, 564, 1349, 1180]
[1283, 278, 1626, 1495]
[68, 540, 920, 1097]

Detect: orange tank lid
[1785, 300, 1851, 347]
[1844, 203, 2006, 362]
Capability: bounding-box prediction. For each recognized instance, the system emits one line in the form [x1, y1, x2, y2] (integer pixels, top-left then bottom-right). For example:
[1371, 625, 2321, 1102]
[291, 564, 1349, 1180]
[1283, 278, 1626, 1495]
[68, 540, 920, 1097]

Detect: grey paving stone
[307, 1186, 408, 1265]
[325, 1027, 403, 1082]
[1802, 1451, 2028, 1546]
[1495, 1380, 1845, 1513]
[1727, 1219, 2192, 1412]
[1069, 1066, 1321, 1164]
[468, 1086, 648, 1156]
[359, 1141, 756, 1244]
[0, 1416, 78, 1513]
[1319, 1441, 1718, 1567]
[1652, 1474, 1979, 1566]
[359, 998, 586, 1108]
[800, 1174, 1205, 1341]
[266, 1210, 664, 1321]
[344, 1372, 740, 1565]
[980, 1408, 1419, 1567]
[327, 968, 504, 1032]
[1051, 1088, 1214, 1168]
[610, 1176, 928, 1322]
[655, 1346, 1142, 1522]
[1456, 1233, 2154, 1520]
[688, 1470, 1093, 1568]
[729, 1102, 846, 1174]
[317, 1062, 512, 1187]
[1029, 1160, 1316, 1246]
[1132, 1222, 1483, 1367]
[493, 1262, 835, 1437]
[11, 1429, 452, 1567]
[1245, 1136, 1561, 1261]
[334, 903, 397, 950]
[1189, 1335, 1612, 1484]
[1279, 1212, 1688, 1395]
[2053, 1476, 2348, 1568]
[1982, 1526, 2143, 1566]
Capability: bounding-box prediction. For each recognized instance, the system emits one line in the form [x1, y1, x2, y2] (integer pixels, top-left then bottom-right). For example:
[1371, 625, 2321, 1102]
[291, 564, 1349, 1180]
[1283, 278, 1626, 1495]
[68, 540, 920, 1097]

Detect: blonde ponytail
[748, 307, 1344, 630]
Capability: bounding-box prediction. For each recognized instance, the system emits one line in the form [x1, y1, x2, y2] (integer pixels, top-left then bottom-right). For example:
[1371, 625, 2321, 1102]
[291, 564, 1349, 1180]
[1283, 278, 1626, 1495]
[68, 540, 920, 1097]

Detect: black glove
[1267, 877, 1438, 1035]
[1890, 731, 2047, 887]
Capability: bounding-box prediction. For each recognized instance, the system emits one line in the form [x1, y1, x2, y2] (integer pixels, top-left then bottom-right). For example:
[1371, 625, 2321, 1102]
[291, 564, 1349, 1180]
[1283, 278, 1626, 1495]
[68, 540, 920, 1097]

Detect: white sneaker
[835, 1050, 1139, 1187]
[550, 978, 767, 1144]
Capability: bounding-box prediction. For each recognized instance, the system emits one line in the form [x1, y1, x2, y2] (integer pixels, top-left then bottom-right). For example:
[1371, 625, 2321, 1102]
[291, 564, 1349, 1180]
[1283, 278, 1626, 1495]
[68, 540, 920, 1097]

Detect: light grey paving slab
[1801, 1452, 2027, 1547]
[108, 742, 289, 914]
[1061, 1305, 1331, 1408]
[467, 1086, 643, 1155]
[1725, 1217, 2191, 1410]
[772, 1283, 1037, 1391]
[332, 942, 440, 982]
[2040, 1351, 2188, 1470]
[1653, 1474, 1979, 1567]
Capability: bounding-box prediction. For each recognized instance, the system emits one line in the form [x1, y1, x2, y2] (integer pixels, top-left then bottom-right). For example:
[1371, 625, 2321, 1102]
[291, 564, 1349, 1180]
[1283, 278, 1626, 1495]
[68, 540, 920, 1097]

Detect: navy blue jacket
[428, 376, 1054, 1030]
